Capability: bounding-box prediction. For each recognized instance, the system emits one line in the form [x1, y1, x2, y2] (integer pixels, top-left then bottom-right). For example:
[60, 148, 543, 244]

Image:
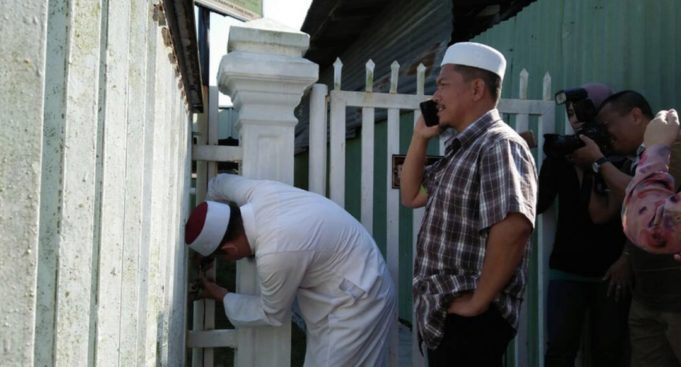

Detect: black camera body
[543, 121, 610, 159]
[543, 87, 610, 159]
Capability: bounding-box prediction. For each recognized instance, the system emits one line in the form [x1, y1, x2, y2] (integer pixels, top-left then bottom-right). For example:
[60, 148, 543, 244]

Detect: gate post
[217, 18, 318, 366]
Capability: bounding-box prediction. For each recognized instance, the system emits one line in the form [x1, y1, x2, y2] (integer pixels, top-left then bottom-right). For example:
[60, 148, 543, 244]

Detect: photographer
[577, 91, 681, 367]
[539, 83, 631, 367]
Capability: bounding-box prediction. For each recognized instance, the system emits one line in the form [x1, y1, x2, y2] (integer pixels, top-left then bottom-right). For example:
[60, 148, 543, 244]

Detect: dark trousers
[545, 279, 630, 367]
[427, 306, 515, 367]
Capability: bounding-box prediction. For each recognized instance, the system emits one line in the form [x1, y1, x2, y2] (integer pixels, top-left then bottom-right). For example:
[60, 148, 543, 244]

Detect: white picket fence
[308, 58, 557, 367]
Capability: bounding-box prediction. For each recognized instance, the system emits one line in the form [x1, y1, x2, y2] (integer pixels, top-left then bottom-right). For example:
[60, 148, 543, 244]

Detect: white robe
[207, 174, 396, 367]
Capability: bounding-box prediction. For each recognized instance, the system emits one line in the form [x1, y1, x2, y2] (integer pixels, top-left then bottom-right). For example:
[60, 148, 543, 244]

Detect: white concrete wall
[0, 1, 48, 366]
[1, 1, 192, 366]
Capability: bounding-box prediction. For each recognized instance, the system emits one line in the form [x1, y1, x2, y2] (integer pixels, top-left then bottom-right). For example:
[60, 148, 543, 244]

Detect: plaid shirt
[413, 109, 537, 349]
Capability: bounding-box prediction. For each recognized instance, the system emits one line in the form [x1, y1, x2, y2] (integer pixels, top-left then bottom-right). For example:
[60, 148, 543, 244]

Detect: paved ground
[398, 322, 414, 365]
[294, 312, 419, 366]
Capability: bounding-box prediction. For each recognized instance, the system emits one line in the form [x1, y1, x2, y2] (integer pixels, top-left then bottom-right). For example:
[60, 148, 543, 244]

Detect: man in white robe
[185, 173, 396, 366]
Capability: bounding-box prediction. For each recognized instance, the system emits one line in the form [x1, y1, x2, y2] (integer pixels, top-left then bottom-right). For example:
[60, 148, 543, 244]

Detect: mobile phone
[419, 100, 439, 126]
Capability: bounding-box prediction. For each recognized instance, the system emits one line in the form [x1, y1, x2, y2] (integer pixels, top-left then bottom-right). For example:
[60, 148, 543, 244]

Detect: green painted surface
[475, 0, 681, 129]
[471, 1, 681, 365]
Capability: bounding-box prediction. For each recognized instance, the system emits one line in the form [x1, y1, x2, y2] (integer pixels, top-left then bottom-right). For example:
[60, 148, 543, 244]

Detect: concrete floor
[398, 322, 414, 365]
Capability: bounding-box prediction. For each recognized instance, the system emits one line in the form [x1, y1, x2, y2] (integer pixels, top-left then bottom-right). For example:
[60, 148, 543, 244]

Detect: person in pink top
[623, 108, 681, 262]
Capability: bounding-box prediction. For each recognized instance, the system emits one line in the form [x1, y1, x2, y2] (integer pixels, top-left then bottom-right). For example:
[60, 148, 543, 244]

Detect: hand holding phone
[419, 100, 439, 127]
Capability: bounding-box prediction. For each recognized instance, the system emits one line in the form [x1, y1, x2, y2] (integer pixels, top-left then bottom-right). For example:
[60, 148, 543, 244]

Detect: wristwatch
[592, 156, 608, 173]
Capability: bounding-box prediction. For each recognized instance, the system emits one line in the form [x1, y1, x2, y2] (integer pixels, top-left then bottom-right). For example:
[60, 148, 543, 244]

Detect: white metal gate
[308, 58, 557, 367]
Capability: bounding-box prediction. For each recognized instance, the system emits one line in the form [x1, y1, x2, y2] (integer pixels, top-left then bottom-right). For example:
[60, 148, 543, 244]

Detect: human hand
[188, 279, 204, 302]
[603, 254, 632, 302]
[644, 109, 680, 147]
[447, 292, 488, 317]
[675, 253, 681, 263]
[413, 115, 444, 141]
[571, 135, 604, 165]
[196, 272, 228, 302]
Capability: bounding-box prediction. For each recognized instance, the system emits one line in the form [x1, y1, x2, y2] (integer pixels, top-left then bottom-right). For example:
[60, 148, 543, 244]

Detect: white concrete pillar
[218, 18, 318, 366]
[51, 0, 104, 365]
[95, 1, 131, 364]
[0, 1, 48, 365]
[118, 0, 149, 364]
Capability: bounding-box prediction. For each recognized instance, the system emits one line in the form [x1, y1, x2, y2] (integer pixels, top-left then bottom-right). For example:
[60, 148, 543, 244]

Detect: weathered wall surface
[0, 0, 49, 365]
[0, 1, 192, 366]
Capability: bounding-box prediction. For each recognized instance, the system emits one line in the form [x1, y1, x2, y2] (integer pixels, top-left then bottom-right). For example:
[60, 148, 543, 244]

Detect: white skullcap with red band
[441, 42, 506, 81]
[185, 201, 231, 256]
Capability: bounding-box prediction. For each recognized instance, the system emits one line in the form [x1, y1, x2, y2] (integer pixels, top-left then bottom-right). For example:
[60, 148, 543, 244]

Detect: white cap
[185, 201, 231, 256]
[441, 42, 506, 81]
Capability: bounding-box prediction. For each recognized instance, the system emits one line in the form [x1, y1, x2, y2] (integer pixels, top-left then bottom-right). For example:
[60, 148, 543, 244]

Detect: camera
[543, 87, 610, 159]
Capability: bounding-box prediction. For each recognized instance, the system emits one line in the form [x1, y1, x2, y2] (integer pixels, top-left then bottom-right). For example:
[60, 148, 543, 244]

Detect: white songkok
[441, 42, 506, 81]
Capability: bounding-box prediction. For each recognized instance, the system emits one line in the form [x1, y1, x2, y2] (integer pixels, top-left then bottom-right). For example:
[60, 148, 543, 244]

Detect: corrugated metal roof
[302, 0, 537, 69]
[318, 0, 451, 96]
[296, 0, 539, 152]
[295, 0, 452, 152]
[472, 0, 681, 131]
[302, 0, 392, 68]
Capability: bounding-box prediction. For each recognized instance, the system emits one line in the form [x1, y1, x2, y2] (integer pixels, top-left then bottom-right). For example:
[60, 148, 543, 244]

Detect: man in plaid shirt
[401, 42, 537, 366]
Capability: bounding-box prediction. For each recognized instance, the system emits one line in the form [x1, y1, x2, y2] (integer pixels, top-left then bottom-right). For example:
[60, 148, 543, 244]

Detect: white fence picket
[516, 68, 530, 132]
[361, 61, 376, 233]
[406, 64, 427, 367]
[309, 83, 328, 196]
[512, 68, 530, 366]
[330, 58, 346, 206]
[361, 108, 375, 233]
[386, 60, 401, 366]
[411, 64, 427, 367]
[386, 106, 400, 366]
[535, 71, 555, 365]
[330, 90, 347, 207]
